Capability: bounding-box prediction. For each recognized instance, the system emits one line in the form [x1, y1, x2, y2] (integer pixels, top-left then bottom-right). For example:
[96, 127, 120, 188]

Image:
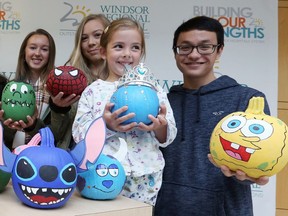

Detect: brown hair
[15, 28, 56, 82]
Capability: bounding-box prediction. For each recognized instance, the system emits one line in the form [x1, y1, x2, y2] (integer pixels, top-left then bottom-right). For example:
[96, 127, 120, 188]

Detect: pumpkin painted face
[72, 118, 126, 200]
[11, 128, 77, 209]
[12, 146, 77, 208]
[76, 154, 126, 200]
[1, 81, 35, 122]
[46, 66, 87, 97]
[210, 97, 288, 178]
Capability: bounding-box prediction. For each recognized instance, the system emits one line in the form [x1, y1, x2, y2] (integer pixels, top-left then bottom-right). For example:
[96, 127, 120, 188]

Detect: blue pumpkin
[12, 128, 77, 209]
[0, 125, 78, 208]
[76, 154, 126, 200]
[110, 84, 159, 125]
[71, 118, 126, 200]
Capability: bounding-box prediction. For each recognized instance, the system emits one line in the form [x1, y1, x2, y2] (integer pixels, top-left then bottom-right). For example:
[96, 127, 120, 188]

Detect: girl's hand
[2, 106, 38, 131]
[208, 154, 269, 186]
[51, 92, 80, 107]
[45, 84, 80, 107]
[137, 103, 168, 143]
[137, 103, 167, 131]
[103, 102, 137, 132]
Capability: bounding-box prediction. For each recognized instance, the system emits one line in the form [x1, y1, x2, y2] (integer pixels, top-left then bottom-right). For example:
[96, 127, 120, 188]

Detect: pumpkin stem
[39, 127, 55, 148]
[245, 97, 265, 115]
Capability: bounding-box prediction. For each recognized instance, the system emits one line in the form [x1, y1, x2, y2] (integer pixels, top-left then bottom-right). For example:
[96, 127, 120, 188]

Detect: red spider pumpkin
[46, 66, 87, 97]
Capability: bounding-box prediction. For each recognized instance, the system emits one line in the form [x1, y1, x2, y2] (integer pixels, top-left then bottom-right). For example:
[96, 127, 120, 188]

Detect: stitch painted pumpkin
[12, 128, 77, 209]
[46, 66, 87, 97]
[210, 97, 288, 178]
[1, 81, 35, 122]
[110, 63, 159, 125]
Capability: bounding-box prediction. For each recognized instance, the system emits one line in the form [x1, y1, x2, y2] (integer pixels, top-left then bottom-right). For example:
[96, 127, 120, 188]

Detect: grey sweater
[154, 75, 270, 216]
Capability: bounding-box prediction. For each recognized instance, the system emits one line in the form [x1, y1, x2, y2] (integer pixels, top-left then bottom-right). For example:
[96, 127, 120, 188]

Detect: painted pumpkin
[110, 85, 159, 125]
[110, 63, 159, 125]
[46, 66, 87, 97]
[12, 128, 77, 209]
[210, 97, 288, 178]
[0, 170, 11, 192]
[71, 118, 126, 200]
[76, 154, 126, 200]
[1, 81, 35, 122]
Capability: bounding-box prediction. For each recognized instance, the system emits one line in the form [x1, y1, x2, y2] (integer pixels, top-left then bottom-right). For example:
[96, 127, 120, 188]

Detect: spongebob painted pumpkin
[210, 97, 288, 178]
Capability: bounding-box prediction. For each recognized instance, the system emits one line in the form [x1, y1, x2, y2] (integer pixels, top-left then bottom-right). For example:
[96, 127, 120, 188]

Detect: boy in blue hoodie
[154, 16, 270, 216]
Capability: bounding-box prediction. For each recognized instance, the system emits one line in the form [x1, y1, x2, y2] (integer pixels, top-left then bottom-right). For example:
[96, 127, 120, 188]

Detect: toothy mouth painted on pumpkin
[3, 99, 34, 108]
[219, 136, 256, 162]
[19, 183, 73, 205]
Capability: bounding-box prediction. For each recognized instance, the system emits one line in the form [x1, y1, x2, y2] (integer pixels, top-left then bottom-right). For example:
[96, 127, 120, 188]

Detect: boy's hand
[208, 154, 269, 185]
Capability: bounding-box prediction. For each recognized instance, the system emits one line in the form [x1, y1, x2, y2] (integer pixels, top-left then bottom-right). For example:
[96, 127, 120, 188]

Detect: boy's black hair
[173, 16, 224, 53]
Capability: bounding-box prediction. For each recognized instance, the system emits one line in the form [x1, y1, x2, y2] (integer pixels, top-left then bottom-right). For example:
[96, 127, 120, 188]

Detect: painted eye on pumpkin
[10, 83, 17, 92]
[15, 157, 37, 181]
[96, 164, 108, 177]
[54, 68, 63, 76]
[221, 116, 246, 133]
[69, 69, 78, 77]
[241, 119, 273, 140]
[60, 163, 77, 185]
[21, 85, 28, 94]
[108, 164, 119, 177]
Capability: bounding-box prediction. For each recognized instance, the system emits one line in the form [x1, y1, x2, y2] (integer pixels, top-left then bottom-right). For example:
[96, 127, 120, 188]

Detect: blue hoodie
[154, 75, 270, 216]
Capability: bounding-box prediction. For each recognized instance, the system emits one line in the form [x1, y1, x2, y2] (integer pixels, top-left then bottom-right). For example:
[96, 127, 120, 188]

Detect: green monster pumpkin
[0, 170, 11, 192]
[1, 81, 36, 122]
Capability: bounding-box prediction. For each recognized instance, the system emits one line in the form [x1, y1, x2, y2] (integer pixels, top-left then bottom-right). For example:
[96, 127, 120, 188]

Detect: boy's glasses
[174, 44, 220, 55]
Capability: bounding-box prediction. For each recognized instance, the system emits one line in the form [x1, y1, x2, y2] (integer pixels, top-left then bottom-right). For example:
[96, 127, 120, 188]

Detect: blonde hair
[15, 28, 56, 82]
[65, 14, 110, 83]
[99, 17, 146, 80]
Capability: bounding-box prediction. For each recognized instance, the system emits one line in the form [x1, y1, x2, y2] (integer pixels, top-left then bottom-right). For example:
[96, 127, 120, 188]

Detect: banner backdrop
[0, 1, 278, 215]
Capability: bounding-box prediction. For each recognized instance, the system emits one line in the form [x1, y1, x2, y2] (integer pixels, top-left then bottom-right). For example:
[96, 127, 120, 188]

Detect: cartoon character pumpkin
[210, 97, 288, 178]
[72, 120, 126, 200]
[46, 66, 87, 97]
[1, 81, 35, 122]
[1, 127, 77, 209]
[76, 154, 126, 200]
